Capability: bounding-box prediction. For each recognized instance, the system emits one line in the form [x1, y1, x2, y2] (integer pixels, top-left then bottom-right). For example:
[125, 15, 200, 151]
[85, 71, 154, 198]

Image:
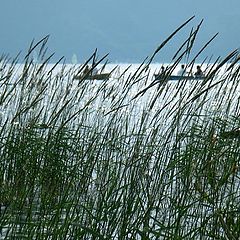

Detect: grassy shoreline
[1, 18, 240, 239]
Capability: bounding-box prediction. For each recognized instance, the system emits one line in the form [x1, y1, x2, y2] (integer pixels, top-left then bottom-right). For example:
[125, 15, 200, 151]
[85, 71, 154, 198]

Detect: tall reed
[0, 17, 240, 239]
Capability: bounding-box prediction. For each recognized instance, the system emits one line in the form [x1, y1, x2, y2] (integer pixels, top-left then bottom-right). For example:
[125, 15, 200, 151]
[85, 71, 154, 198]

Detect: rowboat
[154, 74, 204, 81]
[73, 73, 111, 80]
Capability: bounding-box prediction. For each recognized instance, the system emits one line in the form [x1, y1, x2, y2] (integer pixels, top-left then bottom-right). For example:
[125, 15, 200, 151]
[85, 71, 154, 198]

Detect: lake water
[1, 61, 240, 239]
[0, 61, 238, 132]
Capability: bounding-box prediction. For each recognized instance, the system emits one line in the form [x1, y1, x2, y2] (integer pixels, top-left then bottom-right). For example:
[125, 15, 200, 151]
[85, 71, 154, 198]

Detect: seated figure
[194, 65, 204, 78]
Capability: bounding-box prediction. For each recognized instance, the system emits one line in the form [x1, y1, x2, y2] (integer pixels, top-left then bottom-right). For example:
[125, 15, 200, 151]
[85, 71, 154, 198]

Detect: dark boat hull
[154, 74, 204, 81]
[74, 73, 111, 80]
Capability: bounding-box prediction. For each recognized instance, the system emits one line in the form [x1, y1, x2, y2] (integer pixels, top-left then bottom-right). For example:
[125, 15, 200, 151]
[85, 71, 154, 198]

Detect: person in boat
[160, 66, 165, 74]
[154, 65, 165, 80]
[194, 65, 204, 78]
[177, 64, 186, 76]
[83, 65, 90, 76]
[157, 66, 165, 77]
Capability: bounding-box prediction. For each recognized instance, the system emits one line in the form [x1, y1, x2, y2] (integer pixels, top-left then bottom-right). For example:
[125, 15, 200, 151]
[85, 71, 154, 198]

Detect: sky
[1, 0, 240, 63]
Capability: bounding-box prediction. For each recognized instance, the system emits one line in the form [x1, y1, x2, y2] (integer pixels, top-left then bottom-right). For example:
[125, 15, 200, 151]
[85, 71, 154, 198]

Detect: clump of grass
[1, 17, 240, 239]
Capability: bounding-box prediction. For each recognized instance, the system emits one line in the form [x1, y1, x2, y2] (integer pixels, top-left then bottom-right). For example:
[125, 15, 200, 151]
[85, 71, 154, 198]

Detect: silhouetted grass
[0, 17, 240, 239]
